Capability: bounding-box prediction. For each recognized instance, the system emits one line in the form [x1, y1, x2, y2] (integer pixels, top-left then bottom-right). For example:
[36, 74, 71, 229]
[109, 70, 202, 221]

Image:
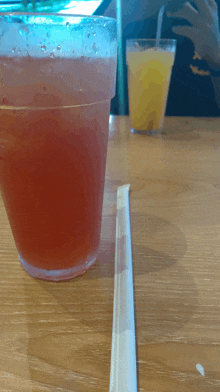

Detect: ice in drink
[0, 56, 115, 280]
[127, 48, 175, 132]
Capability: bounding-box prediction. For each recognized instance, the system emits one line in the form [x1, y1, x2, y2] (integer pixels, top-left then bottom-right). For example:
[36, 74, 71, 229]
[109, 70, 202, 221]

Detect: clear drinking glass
[126, 39, 176, 134]
[0, 13, 117, 281]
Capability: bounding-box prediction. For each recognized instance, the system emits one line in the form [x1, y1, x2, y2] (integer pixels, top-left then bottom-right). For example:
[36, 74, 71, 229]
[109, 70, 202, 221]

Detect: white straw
[156, 4, 165, 48]
[109, 184, 137, 392]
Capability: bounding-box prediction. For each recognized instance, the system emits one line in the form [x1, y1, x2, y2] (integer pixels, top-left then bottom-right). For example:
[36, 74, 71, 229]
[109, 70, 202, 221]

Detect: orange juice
[127, 48, 175, 132]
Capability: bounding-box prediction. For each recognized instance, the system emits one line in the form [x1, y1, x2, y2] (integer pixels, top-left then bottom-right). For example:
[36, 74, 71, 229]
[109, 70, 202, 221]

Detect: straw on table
[109, 184, 137, 392]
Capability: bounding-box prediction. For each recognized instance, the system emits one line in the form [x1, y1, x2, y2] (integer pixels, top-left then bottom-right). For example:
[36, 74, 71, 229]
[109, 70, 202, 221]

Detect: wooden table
[1, 115, 220, 391]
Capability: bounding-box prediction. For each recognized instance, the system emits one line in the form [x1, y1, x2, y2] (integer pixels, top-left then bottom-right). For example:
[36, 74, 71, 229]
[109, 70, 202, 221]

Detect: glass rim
[126, 39, 177, 43]
[0, 12, 116, 24]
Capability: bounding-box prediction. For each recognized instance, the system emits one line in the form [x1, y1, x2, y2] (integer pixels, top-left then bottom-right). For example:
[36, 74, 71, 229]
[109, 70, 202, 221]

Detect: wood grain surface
[1, 115, 220, 391]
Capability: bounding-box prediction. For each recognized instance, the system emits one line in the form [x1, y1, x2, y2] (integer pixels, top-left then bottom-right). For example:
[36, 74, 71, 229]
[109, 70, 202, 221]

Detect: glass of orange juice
[0, 13, 117, 281]
[126, 39, 176, 134]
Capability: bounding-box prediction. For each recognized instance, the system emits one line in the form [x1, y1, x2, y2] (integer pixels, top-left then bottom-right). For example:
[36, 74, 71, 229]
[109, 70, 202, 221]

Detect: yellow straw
[116, 0, 126, 114]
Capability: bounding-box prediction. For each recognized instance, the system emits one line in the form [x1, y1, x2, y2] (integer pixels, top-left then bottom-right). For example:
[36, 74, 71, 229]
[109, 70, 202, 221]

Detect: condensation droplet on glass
[19, 25, 29, 36]
[92, 43, 98, 53]
[50, 53, 55, 59]
[12, 47, 16, 53]
[41, 45, 46, 52]
[57, 45, 61, 51]
[93, 32, 96, 36]
[66, 22, 70, 28]
[87, 33, 90, 38]
[46, 32, 50, 38]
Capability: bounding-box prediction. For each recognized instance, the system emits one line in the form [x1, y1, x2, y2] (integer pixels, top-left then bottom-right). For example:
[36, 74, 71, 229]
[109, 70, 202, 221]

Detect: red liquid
[0, 57, 114, 275]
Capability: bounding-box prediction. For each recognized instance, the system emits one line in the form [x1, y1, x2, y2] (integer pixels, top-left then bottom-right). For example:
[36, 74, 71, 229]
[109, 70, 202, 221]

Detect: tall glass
[0, 13, 117, 281]
[126, 39, 176, 134]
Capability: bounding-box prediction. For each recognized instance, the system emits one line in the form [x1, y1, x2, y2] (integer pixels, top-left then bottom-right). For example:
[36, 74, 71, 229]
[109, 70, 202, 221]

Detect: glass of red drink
[0, 13, 117, 281]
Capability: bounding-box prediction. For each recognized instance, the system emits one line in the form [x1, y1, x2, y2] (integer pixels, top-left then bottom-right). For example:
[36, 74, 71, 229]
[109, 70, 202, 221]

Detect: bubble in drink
[19, 25, 29, 36]
[92, 43, 98, 53]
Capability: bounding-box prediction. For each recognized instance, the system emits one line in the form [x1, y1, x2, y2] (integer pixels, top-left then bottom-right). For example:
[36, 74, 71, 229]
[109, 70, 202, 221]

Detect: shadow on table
[34, 209, 197, 336]
[22, 174, 196, 390]
[23, 208, 198, 392]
